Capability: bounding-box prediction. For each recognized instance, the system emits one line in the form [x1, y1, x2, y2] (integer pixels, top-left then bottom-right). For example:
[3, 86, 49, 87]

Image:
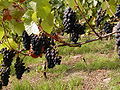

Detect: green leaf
[0, 26, 4, 40]
[9, 4, 26, 20]
[0, 38, 17, 50]
[0, 54, 3, 62]
[0, 44, 7, 50]
[33, 0, 54, 33]
[102, 1, 116, 16]
[23, 10, 33, 24]
[14, 22, 24, 35]
[108, 0, 116, 5]
[93, 0, 98, 7]
[65, 0, 75, 8]
[0, 0, 11, 10]
[29, 1, 36, 11]
[101, 2, 107, 10]
[8, 38, 18, 49]
[32, 12, 37, 22]
[8, 20, 24, 35]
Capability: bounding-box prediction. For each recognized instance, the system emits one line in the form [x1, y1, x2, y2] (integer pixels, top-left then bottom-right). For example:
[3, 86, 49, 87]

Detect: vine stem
[43, 61, 47, 79]
[74, 0, 101, 38]
[58, 31, 117, 47]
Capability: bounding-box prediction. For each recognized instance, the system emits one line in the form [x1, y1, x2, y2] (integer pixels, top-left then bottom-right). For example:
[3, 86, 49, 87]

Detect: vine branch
[57, 31, 117, 47]
[38, 20, 117, 48]
[74, 0, 101, 38]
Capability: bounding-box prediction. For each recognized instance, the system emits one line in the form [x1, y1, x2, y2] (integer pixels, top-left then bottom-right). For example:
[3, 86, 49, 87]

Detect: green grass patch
[11, 76, 82, 90]
[11, 80, 33, 90]
[109, 71, 120, 90]
[59, 39, 115, 56]
[74, 52, 120, 71]
[48, 64, 71, 74]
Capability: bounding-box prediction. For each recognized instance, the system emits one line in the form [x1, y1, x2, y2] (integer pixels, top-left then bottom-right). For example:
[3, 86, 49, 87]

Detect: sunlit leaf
[33, 0, 54, 33]
[24, 21, 39, 35]
[29, 1, 36, 11]
[0, 26, 4, 40]
[32, 12, 37, 22]
[8, 38, 18, 49]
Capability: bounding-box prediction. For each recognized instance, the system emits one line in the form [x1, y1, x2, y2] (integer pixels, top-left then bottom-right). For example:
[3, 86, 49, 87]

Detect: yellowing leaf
[8, 38, 18, 49]
[0, 26, 4, 40]
[32, 12, 37, 22]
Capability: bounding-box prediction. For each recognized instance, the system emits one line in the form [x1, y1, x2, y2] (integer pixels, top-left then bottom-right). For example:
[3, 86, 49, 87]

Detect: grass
[11, 80, 33, 90]
[48, 64, 70, 74]
[11, 76, 83, 90]
[105, 69, 120, 90]
[6, 37, 120, 90]
[59, 39, 115, 56]
[74, 52, 120, 71]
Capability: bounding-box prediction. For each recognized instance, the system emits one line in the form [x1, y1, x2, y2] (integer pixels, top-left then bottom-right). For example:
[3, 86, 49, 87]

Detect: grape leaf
[9, 20, 24, 35]
[29, 1, 36, 12]
[32, 12, 37, 22]
[24, 21, 39, 35]
[8, 38, 18, 49]
[0, 0, 11, 10]
[65, 0, 75, 8]
[0, 26, 4, 40]
[23, 10, 33, 24]
[33, 0, 54, 33]
[0, 54, 3, 62]
[101, 2, 107, 10]
[0, 38, 17, 50]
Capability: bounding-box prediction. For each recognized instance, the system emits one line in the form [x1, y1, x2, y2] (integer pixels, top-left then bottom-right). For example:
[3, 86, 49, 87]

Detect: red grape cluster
[115, 23, 120, 58]
[14, 57, 26, 79]
[1, 67, 10, 86]
[45, 47, 61, 68]
[63, 7, 85, 43]
[22, 30, 55, 58]
[103, 22, 114, 34]
[30, 33, 55, 57]
[115, 5, 120, 18]
[22, 30, 61, 69]
[0, 48, 16, 87]
[63, 7, 76, 33]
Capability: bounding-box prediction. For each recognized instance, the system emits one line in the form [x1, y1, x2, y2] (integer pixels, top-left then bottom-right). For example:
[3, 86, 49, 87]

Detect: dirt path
[63, 55, 111, 90]
[82, 70, 111, 90]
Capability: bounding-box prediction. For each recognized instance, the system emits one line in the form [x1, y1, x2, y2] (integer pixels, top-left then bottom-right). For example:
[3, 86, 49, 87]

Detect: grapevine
[0, 0, 119, 89]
